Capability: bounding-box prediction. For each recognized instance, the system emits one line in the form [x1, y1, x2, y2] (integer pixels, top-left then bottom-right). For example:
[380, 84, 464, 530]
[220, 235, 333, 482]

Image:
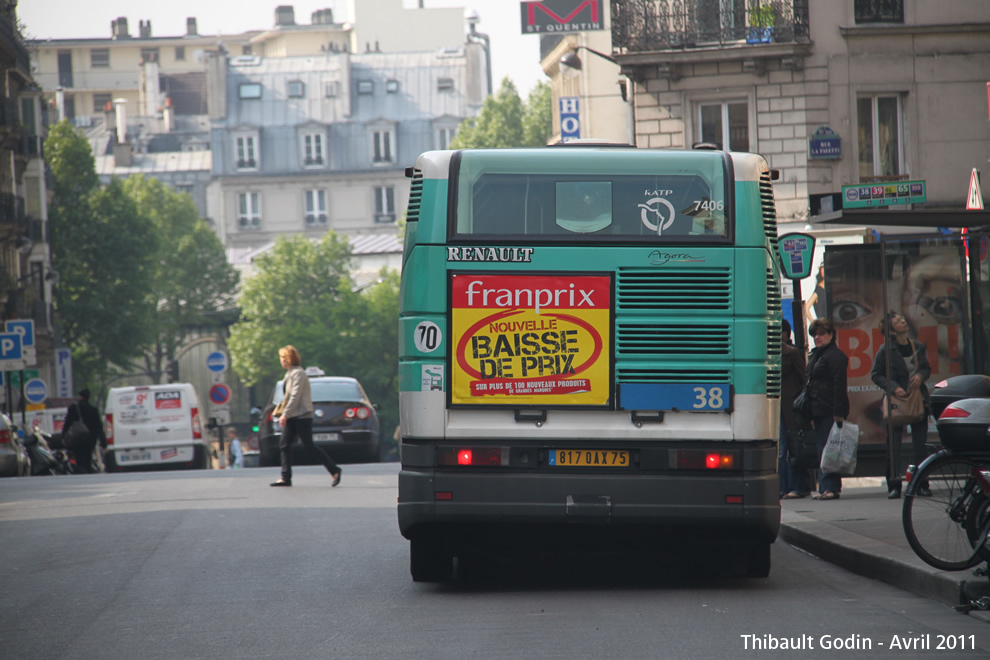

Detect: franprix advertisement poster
[450, 272, 611, 406]
[824, 242, 969, 451]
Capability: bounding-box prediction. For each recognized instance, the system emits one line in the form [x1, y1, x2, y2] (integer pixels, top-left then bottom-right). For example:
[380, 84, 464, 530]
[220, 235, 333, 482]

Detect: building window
[175, 46, 186, 61]
[437, 127, 457, 150]
[855, 0, 904, 24]
[239, 83, 262, 99]
[437, 78, 455, 92]
[140, 47, 159, 63]
[374, 187, 395, 223]
[697, 101, 748, 151]
[357, 80, 374, 95]
[325, 81, 340, 98]
[175, 183, 194, 197]
[90, 49, 110, 68]
[93, 93, 112, 113]
[302, 133, 325, 166]
[386, 80, 400, 94]
[288, 80, 305, 98]
[235, 136, 257, 169]
[237, 192, 261, 229]
[305, 190, 328, 226]
[857, 95, 903, 180]
[372, 130, 394, 164]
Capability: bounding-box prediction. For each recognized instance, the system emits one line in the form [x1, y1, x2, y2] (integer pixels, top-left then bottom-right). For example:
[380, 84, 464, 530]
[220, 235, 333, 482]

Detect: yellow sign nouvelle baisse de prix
[451, 273, 611, 406]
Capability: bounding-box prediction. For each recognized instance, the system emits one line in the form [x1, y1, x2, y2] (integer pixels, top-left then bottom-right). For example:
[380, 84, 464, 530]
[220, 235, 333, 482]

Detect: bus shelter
[813, 208, 989, 476]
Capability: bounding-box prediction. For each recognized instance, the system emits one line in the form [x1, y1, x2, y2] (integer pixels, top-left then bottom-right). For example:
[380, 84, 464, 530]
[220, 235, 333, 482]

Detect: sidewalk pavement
[779, 477, 990, 623]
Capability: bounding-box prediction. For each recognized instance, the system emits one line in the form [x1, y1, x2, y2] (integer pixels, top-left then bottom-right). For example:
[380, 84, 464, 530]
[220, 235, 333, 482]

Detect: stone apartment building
[610, 0, 989, 222]
[27, 2, 483, 251]
[1, 0, 55, 392]
[543, 0, 989, 224]
[206, 45, 484, 249]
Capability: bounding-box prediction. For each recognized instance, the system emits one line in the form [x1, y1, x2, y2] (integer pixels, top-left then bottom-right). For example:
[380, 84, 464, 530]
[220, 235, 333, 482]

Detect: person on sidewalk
[806, 318, 849, 501]
[226, 428, 244, 469]
[780, 319, 811, 499]
[270, 345, 341, 488]
[63, 388, 106, 474]
[870, 311, 932, 499]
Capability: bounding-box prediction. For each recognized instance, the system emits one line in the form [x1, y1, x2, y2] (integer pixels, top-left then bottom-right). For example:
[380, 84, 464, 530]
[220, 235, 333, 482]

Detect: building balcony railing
[611, 0, 809, 53]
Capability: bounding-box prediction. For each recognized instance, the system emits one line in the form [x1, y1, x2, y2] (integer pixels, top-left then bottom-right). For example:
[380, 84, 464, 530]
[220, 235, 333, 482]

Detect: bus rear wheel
[745, 543, 771, 578]
[410, 537, 453, 582]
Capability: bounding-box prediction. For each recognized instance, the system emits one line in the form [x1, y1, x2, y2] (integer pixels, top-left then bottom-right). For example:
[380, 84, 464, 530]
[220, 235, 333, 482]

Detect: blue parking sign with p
[5, 320, 34, 347]
[0, 332, 23, 360]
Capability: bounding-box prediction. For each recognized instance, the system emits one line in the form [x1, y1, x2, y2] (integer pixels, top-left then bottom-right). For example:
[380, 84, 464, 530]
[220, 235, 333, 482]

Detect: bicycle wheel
[964, 492, 990, 564]
[902, 455, 986, 571]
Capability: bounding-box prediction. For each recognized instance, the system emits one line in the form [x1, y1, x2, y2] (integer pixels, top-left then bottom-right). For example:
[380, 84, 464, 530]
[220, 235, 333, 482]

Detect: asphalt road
[1, 464, 988, 659]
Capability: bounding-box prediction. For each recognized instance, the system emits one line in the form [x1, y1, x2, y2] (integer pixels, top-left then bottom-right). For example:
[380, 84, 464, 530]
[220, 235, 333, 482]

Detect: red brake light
[105, 414, 114, 444]
[0, 428, 10, 446]
[934, 380, 949, 388]
[438, 446, 509, 466]
[345, 408, 355, 418]
[677, 450, 737, 469]
[940, 405, 971, 419]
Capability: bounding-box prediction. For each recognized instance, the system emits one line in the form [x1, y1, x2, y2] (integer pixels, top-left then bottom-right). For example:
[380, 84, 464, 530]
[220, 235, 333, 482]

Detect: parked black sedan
[258, 372, 382, 466]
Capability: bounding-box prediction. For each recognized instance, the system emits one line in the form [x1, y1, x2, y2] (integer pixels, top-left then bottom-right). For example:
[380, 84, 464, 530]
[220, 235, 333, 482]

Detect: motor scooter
[20, 425, 72, 476]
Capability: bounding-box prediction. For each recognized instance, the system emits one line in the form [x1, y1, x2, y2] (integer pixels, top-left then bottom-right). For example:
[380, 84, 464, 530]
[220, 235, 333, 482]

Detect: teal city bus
[398, 146, 782, 581]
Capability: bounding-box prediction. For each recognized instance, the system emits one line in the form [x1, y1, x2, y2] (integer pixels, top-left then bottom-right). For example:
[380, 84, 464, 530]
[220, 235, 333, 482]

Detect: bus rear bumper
[398, 468, 780, 548]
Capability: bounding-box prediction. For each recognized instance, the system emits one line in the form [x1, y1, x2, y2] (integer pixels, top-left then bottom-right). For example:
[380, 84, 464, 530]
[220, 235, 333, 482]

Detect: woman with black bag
[62, 389, 106, 474]
[806, 318, 849, 501]
[870, 311, 932, 499]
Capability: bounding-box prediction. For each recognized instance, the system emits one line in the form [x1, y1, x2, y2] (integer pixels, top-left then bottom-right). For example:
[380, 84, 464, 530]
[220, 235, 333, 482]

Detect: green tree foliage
[228, 233, 401, 443]
[450, 77, 552, 149]
[121, 176, 239, 378]
[45, 122, 157, 388]
[523, 81, 553, 147]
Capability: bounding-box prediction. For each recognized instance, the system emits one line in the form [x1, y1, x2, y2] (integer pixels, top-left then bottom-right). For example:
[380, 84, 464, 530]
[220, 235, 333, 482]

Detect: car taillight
[344, 406, 370, 419]
[437, 446, 509, 466]
[675, 450, 738, 469]
[0, 428, 10, 446]
[940, 405, 972, 419]
[191, 407, 202, 439]
[105, 414, 114, 445]
[356, 407, 370, 419]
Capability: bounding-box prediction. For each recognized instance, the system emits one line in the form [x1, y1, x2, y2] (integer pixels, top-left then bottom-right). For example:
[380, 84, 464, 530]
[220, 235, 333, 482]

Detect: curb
[780, 510, 990, 613]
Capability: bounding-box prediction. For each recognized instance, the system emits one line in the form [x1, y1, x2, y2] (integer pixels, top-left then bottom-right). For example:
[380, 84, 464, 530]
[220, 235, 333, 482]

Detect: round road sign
[209, 383, 231, 406]
[25, 378, 48, 404]
[206, 351, 228, 373]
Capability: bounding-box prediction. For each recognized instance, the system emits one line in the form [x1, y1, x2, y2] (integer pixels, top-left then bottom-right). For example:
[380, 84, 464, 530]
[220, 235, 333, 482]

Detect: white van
[104, 384, 209, 470]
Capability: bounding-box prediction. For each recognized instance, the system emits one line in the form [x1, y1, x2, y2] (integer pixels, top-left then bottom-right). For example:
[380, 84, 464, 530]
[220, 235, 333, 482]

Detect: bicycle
[901, 448, 990, 571]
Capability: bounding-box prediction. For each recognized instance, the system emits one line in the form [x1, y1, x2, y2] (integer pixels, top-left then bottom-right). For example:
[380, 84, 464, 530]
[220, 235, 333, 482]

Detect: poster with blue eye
[823, 242, 970, 466]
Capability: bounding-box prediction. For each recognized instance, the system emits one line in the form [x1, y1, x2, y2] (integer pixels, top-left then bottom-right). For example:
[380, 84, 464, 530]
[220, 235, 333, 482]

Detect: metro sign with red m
[520, 0, 605, 34]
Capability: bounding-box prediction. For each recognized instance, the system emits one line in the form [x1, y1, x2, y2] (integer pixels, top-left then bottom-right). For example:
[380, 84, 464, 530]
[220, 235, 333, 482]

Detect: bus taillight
[438, 446, 509, 467]
[676, 450, 738, 469]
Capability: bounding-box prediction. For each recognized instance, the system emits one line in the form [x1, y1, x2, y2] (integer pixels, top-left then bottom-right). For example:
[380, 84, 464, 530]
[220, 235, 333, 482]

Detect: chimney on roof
[275, 5, 296, 27]
[111, 17, 130, 39]
[139, 20, 152, 38]
[311, 9, 333, 25]
[186, 17, 198, 36]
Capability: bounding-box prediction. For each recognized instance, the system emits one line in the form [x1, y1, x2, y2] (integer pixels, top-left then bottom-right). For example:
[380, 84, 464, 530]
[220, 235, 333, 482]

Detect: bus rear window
[452, 150, 730, 242]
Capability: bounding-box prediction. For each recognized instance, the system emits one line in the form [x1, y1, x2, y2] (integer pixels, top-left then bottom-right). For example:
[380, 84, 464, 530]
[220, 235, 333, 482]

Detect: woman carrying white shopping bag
[806, 318, 850, 501]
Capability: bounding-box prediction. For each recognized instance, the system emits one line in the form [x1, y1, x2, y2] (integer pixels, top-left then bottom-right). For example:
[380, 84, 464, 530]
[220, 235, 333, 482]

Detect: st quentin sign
[520, 0, 604, 34]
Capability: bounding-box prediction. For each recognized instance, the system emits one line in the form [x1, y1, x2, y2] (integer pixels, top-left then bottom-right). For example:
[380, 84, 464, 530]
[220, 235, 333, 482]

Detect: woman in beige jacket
[271, 345, 341, 487]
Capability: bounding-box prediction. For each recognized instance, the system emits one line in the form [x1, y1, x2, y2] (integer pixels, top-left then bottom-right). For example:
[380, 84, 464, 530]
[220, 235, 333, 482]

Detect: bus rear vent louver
[405, 169, 423, 223]
[760, 171, 778, 252]
[617, 268, 731, 311]
[616, 323, 730, 356]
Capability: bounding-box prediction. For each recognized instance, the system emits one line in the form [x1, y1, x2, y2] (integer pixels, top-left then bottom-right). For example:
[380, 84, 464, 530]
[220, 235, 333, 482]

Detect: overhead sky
[18, 0, 548, 96]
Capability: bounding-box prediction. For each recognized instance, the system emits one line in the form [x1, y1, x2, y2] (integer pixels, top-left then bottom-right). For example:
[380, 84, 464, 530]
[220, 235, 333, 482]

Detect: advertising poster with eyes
[824, 242, 970, 451]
